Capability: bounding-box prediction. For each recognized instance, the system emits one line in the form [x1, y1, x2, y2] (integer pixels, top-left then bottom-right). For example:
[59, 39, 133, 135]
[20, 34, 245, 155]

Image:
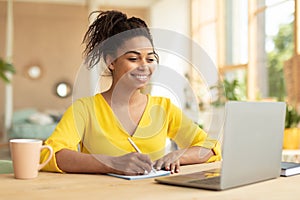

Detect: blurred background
[0, 0, 299, 149]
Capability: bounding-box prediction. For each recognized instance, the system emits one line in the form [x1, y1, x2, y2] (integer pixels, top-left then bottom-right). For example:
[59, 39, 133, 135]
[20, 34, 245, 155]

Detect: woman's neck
[102, 86, 145, 107]
[101, 86, 148, 135]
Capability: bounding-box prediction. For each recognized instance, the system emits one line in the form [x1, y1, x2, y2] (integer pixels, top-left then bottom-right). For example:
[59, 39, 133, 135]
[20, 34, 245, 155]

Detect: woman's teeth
[134, 74, 148, 81]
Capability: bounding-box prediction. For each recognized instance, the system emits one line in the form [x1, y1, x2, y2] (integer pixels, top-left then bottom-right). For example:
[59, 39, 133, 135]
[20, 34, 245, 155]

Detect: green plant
[210, 78, 245, 107]
[267, 22, 293, 101]
[285, 104, 300, 128]
[0, 58, 15, 83]
[223, 79, 243, 101]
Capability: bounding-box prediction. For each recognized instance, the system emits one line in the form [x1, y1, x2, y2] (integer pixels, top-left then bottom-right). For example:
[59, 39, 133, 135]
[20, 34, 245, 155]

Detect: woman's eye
[128, 57, 138, 61]
[147, 58, 157, 63]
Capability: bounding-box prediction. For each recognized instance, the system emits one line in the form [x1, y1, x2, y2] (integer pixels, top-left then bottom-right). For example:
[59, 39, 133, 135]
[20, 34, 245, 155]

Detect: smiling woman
[40, 10, 221, 176]
[105, 36, 158, 91]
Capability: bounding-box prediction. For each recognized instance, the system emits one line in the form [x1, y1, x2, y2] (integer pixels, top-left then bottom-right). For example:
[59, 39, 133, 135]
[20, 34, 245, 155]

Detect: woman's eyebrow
[124, 50, 156, 56]
[124, 50, 141, 55]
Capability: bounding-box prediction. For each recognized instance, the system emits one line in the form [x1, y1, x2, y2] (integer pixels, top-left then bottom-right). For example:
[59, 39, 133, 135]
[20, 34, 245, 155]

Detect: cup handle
[38, 145, 54, 171]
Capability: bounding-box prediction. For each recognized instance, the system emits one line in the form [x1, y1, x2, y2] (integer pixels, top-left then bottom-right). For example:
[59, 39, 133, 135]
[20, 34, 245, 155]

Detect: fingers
[154, 159, 180, 174]
[110, 152, 182, 176]
[153, 151, 181, 174]
[124, 153, 152, 176]
[154, 159, 164, 171]
[169, 161, 180, 174]
[163, 161, 180, 174]
[134, 155, 152, 175]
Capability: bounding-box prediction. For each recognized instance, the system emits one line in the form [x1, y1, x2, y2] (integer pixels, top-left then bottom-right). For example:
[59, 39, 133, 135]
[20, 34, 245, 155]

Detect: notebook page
[107, 170, 171, 180]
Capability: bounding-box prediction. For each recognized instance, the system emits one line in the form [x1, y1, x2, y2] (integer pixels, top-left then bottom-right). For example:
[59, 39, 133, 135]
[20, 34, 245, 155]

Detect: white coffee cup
[10, 139, 53, 179]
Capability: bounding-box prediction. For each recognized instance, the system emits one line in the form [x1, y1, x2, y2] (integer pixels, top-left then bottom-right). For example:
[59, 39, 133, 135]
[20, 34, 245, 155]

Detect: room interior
[0, 0, 300, 161]
[0, 0, 194, 140]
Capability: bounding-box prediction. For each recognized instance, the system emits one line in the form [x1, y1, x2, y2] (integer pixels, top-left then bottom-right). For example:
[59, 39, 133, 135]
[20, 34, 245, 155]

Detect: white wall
[149, 0, 190, 36]
[149, 0, 199, 122]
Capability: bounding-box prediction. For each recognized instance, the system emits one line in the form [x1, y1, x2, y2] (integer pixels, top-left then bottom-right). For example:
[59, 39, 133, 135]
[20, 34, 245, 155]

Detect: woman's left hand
[153, 150, 183, 174]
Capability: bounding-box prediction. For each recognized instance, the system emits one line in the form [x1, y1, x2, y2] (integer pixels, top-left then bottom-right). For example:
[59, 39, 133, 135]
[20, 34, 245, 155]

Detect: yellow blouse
[41, 94, 221, 172]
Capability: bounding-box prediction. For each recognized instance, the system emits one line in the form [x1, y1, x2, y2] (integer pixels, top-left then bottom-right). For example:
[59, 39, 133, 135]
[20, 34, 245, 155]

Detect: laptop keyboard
[189, 176, 221, 186]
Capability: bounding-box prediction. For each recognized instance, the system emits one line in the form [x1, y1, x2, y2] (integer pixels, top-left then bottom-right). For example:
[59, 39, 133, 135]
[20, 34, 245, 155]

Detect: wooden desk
[1, 161, 300, 200]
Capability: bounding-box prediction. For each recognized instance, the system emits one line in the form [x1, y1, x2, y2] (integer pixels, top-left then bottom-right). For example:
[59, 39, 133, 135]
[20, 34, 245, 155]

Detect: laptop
[155, 101, 286, 190]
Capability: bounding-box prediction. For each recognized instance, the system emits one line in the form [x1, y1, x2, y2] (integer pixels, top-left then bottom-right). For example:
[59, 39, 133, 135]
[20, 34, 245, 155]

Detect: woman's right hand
[101, 152, 153, 175]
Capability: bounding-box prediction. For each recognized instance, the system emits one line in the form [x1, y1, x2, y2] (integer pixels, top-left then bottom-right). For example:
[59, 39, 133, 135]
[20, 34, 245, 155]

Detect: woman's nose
[137, 58, 148, 68]
[137, 64, 148, 71]
[140, 58, 148, 66]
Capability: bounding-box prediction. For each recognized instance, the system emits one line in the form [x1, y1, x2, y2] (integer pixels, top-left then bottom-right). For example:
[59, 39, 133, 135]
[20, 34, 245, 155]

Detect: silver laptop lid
[220, 101, 286, 190]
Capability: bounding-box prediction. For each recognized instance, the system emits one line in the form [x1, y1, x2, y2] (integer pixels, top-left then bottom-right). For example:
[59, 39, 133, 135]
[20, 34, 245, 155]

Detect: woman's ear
[105, 55, 115, 71]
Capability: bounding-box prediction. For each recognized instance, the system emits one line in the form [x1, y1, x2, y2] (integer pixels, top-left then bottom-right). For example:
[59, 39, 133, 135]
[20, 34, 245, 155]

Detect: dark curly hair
[82, 10, 155, 70]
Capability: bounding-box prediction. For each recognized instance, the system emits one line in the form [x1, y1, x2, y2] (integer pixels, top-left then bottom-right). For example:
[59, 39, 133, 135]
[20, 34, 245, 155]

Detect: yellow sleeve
[206, 140, 222, 163]
[167, 103, 221, 162]
[40, 99, 87, 172]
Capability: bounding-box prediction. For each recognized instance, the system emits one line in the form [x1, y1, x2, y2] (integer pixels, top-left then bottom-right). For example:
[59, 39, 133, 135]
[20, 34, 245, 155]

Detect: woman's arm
[56, 149, 153, 175]
[56, 149, 111, 173]
[179, 146, 214, 164]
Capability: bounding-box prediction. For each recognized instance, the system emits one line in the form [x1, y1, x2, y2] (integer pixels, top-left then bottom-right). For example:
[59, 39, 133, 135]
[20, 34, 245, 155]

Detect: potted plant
[283, 104, 300, 149]
[0, 58, 15, 83]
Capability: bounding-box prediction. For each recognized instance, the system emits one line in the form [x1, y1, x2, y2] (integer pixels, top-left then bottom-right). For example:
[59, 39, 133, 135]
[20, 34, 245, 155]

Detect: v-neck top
[98, 93, 150, 136]
[41, 94, 221, 172]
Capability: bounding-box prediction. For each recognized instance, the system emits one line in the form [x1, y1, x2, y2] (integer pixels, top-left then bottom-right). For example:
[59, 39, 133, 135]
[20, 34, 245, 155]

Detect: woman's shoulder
[66, 94, 103, 115]
[70, 94, 102, 109]
[73, 95, 97, 104]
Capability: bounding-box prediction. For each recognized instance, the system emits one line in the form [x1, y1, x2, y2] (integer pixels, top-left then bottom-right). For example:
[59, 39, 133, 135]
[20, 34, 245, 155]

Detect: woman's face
[109, 36, 158, 89]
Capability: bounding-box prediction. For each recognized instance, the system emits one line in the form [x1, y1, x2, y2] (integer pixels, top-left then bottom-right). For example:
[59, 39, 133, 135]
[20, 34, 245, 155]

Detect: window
[191, 0, 296, 103]
[265, 0, 294, 101]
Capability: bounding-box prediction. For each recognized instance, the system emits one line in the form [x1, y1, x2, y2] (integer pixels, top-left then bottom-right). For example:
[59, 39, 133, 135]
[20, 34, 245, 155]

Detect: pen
[127, 137, 156, 173]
